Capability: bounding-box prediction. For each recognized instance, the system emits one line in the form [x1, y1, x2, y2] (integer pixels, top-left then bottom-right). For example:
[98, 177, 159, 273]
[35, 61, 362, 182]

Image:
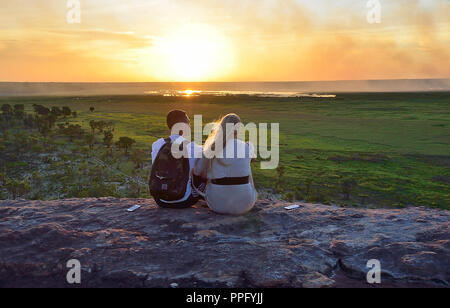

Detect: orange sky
[0, 0, 449, 82]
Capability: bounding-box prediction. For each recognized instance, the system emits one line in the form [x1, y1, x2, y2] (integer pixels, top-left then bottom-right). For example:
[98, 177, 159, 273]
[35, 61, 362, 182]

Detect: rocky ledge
[0, 198, 448, 288]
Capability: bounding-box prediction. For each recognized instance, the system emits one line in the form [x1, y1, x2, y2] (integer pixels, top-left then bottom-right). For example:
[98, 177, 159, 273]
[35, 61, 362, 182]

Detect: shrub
[63, 124, 85, 141]
[130, 149, 147, 169]
[14, 104, 25, 119]
[5, 178, 31, 199]
[275, 165, 285, 191]
[103, 131, 114, 148]
[0, 169, 5, 185]
[294, 187, 304, 201]
[85, 134, 95, 150]
[116, 137, 136, 155]
[283, 191, 296, 202]
[1, 104, 12, 116]
[62, 106, 72, 118]
[51, 106, 62, 117]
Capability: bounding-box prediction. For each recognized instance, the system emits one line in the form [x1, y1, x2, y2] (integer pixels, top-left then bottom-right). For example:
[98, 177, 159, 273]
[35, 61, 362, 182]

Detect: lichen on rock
[0, 198, 448, 288]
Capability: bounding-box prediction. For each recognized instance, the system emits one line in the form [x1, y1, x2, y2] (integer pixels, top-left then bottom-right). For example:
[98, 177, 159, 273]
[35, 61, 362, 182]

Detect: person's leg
[155, 194, 199, 209]
[184, 194, 200, 207]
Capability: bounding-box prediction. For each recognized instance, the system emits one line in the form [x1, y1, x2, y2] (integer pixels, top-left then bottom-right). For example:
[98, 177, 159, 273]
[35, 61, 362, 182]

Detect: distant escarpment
[0, 198, 448, 288]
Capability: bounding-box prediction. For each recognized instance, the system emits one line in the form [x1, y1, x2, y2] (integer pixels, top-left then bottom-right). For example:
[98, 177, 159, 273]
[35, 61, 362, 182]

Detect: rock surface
[0, 198, 448, 288]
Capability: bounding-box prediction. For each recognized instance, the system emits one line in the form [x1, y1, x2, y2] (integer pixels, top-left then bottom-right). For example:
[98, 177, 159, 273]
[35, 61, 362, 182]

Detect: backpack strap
[166, 137, 186, 151]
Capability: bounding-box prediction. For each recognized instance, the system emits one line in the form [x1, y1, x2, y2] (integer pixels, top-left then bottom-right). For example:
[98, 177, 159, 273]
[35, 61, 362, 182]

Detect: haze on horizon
[0, 0, 449, 83]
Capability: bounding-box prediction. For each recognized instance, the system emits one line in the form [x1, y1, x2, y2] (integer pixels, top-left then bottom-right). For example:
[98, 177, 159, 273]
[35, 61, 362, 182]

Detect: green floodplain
[0, 92, 449, 209]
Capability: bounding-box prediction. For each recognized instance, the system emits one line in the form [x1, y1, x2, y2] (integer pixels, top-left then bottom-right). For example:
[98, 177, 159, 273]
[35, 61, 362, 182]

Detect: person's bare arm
[247, 141, 256, 163]
[194, 157, 208, 179]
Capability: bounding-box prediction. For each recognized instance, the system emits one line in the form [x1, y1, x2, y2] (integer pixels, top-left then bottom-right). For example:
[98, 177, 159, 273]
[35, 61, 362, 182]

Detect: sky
[0, 0, 449, 82]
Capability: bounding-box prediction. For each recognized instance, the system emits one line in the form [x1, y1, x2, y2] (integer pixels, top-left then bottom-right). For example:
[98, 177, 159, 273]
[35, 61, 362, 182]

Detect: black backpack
[149, 138, 190, 201]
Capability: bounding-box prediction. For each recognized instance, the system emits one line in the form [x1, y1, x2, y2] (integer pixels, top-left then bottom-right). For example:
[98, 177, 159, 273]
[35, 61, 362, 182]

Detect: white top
[193, 139, 257, 215]
[195, 139, 255, 180]
[151, 135, 203, 203]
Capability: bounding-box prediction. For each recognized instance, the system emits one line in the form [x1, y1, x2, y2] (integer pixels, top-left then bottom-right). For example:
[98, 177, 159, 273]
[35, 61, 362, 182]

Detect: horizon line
[1, 78, 450, 84]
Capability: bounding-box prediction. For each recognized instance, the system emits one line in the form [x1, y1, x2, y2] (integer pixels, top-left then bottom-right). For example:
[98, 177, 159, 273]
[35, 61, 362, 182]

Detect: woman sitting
[193, 113, 257, 215]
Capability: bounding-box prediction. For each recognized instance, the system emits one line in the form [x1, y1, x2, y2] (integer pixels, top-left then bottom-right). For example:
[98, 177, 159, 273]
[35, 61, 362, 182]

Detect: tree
[90, 120, 111, 134]
[62, 106, 72, 118]
[1, 104, 12, 114]
[33, 104, 50, 116]
[46, 114, 58, 130]
[95, 121, 106, 133]
[40, 107, 50, 116]
[0, 118, 8, 139]
[23, 114, 36, 129]
[115, 137, 136, 155]
[37, 117, 52, 136]
[51, 106, 63, 117]
[1, 104, 12, 121]
[103, 131, 113, 148]
[32, 104, 41, 114]
[13, 104, 25, 119]
[130, 149, 147, 169]
[64, 124, 85, 142]
[105, 121, 115, 132]
[103, 131, 114, 155]
[89, 120, 97, 134]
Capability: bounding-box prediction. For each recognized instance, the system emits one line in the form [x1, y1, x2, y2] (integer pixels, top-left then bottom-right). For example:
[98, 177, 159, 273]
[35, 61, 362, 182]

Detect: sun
[157, 24, 235, 81]
[183, 90, 201, 96]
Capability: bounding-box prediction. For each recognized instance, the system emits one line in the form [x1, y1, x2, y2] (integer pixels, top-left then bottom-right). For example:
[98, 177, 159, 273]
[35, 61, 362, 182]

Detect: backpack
[149, 138, 190, 201]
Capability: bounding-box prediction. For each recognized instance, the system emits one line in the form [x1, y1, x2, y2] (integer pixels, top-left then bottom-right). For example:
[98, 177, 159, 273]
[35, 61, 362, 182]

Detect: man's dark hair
[166, 110, 190, 130]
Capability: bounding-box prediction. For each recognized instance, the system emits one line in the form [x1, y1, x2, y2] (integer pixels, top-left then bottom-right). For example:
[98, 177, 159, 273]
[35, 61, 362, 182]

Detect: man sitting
[150, 110, 204, 208]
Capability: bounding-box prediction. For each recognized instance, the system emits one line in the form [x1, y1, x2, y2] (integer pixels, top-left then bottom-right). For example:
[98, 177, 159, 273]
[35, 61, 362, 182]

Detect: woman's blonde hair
[204, 113, 242, 158]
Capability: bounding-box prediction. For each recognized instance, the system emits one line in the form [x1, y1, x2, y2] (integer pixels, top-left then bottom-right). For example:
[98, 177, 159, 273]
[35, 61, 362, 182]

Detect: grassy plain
[0, 92, 449, 209]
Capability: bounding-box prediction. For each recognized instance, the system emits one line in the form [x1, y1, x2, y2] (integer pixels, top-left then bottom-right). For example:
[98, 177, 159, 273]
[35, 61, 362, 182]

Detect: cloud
[47, 29, 153, 49]
[0, 0, 449, 81]
[0, 28, 153, 82]
[226, 0, 450, 81]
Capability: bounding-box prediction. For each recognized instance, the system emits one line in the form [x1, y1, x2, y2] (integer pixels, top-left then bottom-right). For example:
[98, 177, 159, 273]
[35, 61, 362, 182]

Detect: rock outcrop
[0, 198, 448, 288]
